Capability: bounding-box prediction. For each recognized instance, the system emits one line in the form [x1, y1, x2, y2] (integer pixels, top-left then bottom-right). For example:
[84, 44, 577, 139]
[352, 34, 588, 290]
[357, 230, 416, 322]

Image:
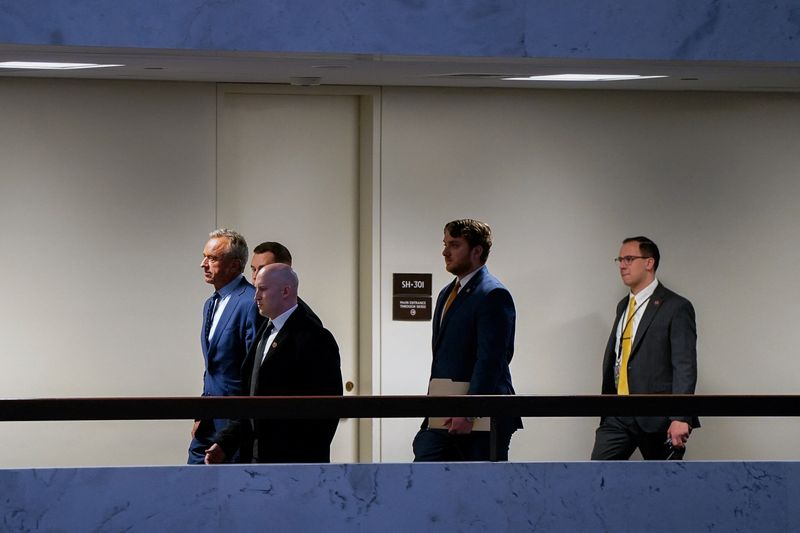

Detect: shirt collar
[270, 303, 299, 333]
[456, 265, 483, 288]
[630, 277, 659, 303]
[216, 275, 242, 298]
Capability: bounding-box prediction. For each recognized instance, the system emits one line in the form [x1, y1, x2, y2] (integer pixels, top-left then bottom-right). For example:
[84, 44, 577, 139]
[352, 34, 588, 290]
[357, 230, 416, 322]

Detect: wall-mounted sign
[393, 273, 432, 321]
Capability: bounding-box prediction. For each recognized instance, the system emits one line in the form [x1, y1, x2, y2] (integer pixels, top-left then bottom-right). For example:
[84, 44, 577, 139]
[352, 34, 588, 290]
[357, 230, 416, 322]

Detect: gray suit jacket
[600, 282, 699, 432]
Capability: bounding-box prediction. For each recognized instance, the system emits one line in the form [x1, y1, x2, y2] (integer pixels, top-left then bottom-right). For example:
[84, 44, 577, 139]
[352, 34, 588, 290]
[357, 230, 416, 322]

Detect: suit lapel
[433, 266, 485, 353]
[207, 277, 246, 353]
[242, 319, 272, 389]
[431, 285, 449, 348]
[630, 284, 667, 358]
[249, 329, 271, 395]
[613, 298, 627, 330]
[263, 326, 289, 363]
[261, 308, 300, 365]
[605, 297, 627, 360]
[201, 297, 212, 356]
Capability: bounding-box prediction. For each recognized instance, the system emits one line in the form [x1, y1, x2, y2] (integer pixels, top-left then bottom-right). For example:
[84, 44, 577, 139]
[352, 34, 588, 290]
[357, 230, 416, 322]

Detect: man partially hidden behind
[188, 229, 261, 464]
[413, 219, 521, 462]
[591, 236, 699, 460]
[249, 241, 322, 326]
[205, 263, 343, 464]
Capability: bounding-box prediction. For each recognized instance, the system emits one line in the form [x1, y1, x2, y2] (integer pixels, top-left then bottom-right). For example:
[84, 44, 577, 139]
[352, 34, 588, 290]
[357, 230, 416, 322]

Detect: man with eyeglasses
[591, 236, 698, 460]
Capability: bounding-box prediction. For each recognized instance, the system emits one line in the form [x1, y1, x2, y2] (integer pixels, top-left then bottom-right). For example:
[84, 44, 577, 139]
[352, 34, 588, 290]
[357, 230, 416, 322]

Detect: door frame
[215, 83, 382, 462]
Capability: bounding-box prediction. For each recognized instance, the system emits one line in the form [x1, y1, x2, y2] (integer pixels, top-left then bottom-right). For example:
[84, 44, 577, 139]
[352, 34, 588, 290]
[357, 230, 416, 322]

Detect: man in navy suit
[204, 263, 342, 464]
[413, 219, 521, 462]
[591, 236, 698, 460]
[187, 228, 262, 464]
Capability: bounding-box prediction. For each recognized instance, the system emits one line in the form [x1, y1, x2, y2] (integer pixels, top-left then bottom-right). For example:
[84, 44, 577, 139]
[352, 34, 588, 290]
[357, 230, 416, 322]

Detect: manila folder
[427, 378, 490, 432]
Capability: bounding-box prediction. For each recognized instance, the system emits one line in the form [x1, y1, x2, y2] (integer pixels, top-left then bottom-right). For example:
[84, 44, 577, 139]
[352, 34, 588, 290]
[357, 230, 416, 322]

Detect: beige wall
[0, 78, 217, 466]
[2, 79, 799, 466]
[378, 87, 800, 461]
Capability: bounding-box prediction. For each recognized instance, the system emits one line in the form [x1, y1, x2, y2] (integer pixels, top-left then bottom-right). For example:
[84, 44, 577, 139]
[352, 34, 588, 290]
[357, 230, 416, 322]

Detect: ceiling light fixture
[0, 61, 123, 70]
[503, 74, 667, 82]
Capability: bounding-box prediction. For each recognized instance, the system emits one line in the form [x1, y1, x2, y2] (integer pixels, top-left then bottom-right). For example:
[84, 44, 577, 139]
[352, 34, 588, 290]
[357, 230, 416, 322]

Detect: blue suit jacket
[201, 276, 261, 405]
[429, 265, 521, 430]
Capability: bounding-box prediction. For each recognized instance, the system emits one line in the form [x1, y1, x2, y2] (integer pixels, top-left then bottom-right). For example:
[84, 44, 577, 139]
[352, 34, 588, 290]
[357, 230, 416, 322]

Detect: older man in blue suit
[413, 219, 521, 462]
[188, 228, 262, 464]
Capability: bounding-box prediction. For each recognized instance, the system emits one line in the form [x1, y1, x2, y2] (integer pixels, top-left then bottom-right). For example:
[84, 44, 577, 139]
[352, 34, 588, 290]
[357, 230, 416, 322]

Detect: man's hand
[191, 420, 201, 438]
[444, 417, 474, 435]
[204, 443, 226, 464]
[667, 420, 691, 448]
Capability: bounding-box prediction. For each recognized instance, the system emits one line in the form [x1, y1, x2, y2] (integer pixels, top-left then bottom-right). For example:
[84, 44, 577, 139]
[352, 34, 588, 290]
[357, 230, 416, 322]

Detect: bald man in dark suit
[205, 263, 342, 464]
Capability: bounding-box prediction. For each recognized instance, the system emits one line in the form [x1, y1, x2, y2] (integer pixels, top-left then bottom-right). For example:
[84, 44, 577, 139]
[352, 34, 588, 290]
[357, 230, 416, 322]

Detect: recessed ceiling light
[0, 61, 123, 70]
[503, 74, 667, 82]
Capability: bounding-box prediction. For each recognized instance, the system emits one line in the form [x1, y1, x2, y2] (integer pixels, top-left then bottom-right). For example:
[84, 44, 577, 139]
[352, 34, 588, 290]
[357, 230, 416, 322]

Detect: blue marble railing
[1, 1, 799, 62]
[2, 461, 798, 532]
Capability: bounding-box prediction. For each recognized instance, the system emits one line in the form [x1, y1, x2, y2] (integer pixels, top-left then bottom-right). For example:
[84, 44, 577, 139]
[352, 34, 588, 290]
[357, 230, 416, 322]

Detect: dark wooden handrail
[1, 394, 799, 421]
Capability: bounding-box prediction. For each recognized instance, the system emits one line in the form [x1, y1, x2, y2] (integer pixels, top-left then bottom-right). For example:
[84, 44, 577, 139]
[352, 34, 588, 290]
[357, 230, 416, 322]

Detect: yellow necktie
[441, 280, 461, 319]
[617, 297, 636, 395]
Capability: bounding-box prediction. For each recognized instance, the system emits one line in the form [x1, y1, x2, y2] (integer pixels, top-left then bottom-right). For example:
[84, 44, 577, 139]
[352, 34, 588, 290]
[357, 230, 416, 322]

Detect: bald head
[254, 263, 299, 319]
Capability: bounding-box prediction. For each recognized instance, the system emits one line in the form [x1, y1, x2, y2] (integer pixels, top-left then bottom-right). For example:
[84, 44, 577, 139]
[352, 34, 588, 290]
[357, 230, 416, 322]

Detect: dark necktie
[204, 292, 220, 342]
[250, 321, 274, 395]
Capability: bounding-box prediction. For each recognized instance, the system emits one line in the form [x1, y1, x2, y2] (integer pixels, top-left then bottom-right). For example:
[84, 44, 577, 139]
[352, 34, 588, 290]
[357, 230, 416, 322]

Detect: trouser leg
[591, 416, 637, 460]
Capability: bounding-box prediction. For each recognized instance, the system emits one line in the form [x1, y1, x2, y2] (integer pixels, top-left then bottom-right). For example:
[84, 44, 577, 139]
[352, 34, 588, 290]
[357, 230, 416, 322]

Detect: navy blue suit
[413, 265, 521, 461]
[188, 275, 262, 464]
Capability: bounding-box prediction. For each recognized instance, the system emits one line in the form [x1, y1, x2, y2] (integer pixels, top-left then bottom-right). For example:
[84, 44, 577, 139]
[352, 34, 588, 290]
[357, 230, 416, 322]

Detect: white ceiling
[2, 44, 800, 92]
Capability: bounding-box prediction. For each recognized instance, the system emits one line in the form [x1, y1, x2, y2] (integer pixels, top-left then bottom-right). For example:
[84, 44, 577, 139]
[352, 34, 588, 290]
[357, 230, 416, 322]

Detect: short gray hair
[209, 228, 248, 274]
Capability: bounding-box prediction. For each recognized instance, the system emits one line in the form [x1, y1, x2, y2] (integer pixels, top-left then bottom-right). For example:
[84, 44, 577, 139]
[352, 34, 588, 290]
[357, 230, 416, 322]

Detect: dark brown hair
[444, 219, 492, 263]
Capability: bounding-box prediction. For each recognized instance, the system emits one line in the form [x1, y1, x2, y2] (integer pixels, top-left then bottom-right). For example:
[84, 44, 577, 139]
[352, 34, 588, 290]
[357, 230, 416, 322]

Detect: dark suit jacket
[600, 282, 699, 432]
[215, 305, 343, 463]
[297, 296, 322, 326]
[426, 265, 521, 431]
[201, 276, 262, 433]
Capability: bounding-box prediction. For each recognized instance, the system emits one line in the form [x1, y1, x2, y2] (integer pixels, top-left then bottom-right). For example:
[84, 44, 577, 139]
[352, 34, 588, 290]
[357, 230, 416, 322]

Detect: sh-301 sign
[393, 273, 432, 321]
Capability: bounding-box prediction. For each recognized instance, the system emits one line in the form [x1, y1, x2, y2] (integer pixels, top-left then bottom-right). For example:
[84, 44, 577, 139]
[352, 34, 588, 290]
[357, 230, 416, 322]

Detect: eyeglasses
[614, 255, 650, 265]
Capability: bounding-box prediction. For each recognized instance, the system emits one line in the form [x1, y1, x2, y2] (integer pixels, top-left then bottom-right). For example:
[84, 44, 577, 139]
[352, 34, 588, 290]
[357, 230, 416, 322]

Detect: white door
[217, 88, 360, 462]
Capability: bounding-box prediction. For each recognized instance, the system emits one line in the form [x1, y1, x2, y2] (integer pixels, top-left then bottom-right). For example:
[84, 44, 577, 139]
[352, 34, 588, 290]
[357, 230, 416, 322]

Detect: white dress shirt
[614, 278, 659, 359]
[260, 304, 299, 364]
[207, 276, 243, 342]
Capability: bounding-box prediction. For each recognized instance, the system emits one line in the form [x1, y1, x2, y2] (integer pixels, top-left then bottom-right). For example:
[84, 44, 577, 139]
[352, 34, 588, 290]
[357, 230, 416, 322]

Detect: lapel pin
[272, 341, 278, 349]
[654, 299, 661, 306]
